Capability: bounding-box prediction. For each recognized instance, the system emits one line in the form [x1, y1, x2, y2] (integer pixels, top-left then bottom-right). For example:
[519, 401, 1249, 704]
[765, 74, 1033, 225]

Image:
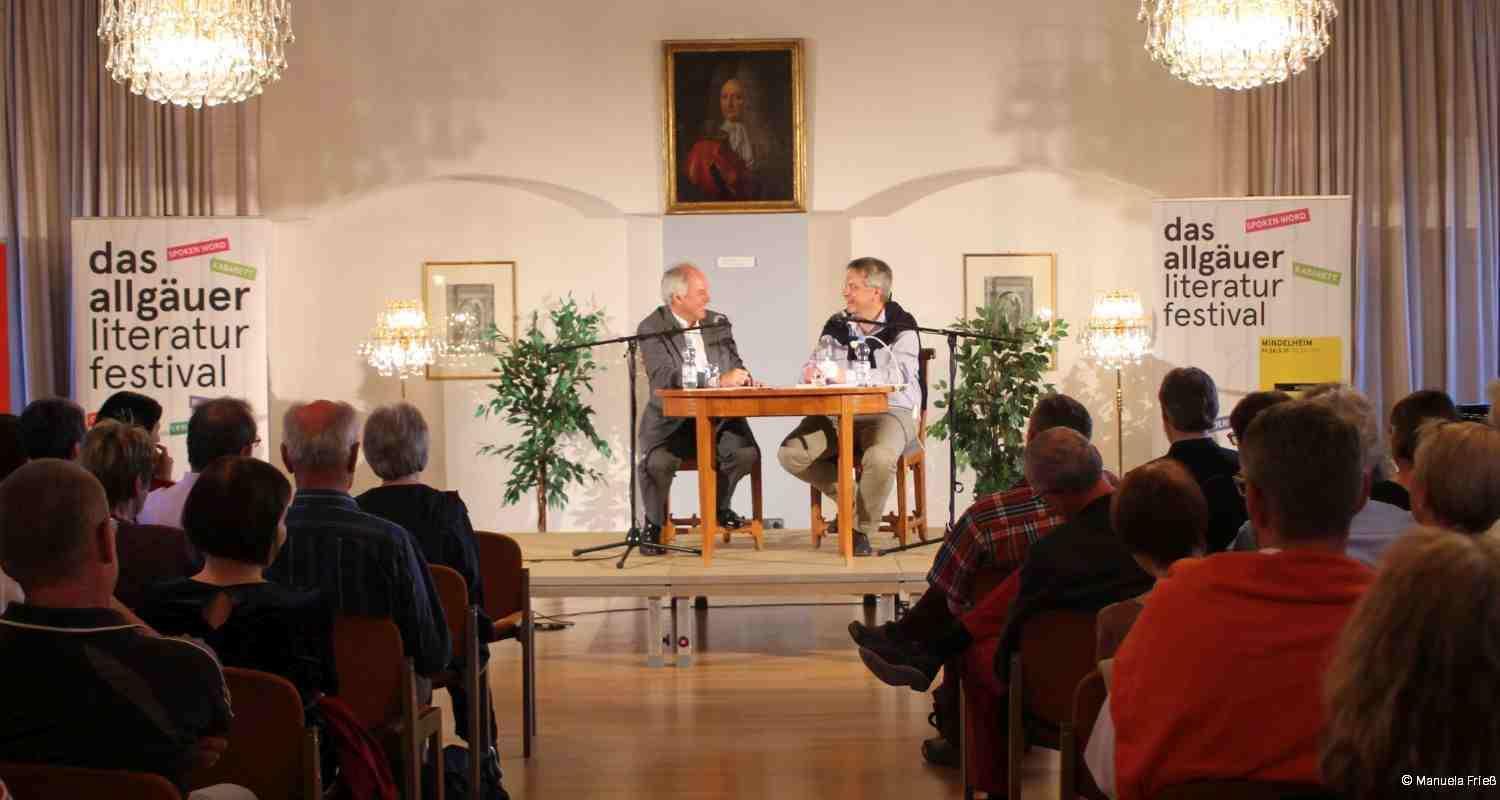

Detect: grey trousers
[639, 423, 758, 526]
[777, 411, 915, 535]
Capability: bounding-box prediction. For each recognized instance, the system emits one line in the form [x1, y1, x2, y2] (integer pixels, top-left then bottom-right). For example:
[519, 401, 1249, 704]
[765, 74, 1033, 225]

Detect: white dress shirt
[138, 471, 200, 529]
[673, 311, 709, 374]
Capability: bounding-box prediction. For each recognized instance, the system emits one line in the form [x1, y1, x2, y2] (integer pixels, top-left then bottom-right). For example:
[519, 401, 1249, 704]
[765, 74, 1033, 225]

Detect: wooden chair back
[0, 763, 180, 799]
[332, 615, 405, 730]
[185, 666, 320, 800]
[1008, 609, 1099, 799]
[429, 564, 469, 646]
[473, 531, 526, 623]
[915, 347, 935, 439]
[428, 564, 482, 796]
[1060, 669, 1109, 800]
[1154, 781, 1337, 800]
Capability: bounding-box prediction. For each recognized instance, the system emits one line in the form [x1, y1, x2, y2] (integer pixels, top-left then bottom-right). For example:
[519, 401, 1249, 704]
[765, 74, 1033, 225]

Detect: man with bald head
[267, 400, 449, 676]
[0, 460, 234, 790]
[636, 263, 759, 554]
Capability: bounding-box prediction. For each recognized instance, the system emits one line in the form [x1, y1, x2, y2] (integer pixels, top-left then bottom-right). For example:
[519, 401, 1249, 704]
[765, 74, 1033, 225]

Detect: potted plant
[928, 302, 1068, 496]
[477, 297, 611, 531]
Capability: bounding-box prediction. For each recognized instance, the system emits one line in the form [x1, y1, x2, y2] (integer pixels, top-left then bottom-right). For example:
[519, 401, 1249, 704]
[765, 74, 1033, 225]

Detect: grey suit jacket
[636, 305, 755, 456]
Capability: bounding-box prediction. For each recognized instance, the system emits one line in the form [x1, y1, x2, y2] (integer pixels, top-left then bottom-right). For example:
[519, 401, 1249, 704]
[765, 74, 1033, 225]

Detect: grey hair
[282, 401, 360, 472]
[363, 402, 430, 480]
[847, 257, 893, 301]
[661, 263, 700, 308]
[1303, 384, 1385, 474]
[1024, 427, 1103, 495]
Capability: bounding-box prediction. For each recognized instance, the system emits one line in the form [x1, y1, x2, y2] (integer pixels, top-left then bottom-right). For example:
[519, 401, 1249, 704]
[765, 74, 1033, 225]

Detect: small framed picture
[422, 260, 518, 380]
[963, 252, 1059, 367]
[663, 38, 807, 214]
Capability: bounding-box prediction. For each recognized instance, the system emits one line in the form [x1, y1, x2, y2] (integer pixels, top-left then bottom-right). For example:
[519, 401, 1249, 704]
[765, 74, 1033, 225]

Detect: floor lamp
[1081, 290, 1154, 472]
[358, 300, 440, 399]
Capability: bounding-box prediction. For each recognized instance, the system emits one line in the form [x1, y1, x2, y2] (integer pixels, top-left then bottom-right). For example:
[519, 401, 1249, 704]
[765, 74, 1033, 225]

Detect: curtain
[1, 0, 259, 402]
[1218, 0, 1500, 414]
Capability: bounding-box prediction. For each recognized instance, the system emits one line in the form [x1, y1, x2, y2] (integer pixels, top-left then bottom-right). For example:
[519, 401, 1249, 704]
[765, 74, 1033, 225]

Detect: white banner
[71, 218, 270, 469]
[1149, 196, 1354, 453]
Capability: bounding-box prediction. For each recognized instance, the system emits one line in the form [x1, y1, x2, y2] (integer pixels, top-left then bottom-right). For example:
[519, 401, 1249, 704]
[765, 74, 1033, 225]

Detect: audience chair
[333, 615, 444, 800]
[662, 454, 766, 549]
[1006, 610, 1099, 800]
[184, 667, 321, 800]
[473, 531, 537, 758]
[811, 347, 935, 547]
[429, 564, 483, 796]
[1154, 781, 1338, 800]
[1059, 669, 1109, 800]
[0, 763, 180, 799]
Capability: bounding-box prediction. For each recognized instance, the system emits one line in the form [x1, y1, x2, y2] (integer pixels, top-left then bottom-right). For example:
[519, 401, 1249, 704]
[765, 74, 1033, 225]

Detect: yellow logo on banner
[1259, 336, 1343, 393]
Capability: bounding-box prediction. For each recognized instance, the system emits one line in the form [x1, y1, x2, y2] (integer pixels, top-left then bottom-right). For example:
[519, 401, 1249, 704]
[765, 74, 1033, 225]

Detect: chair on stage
[662, 455, 766, 549]
[473, 531, 537, 758]
[0, 763, 181, 799]
[428, 565, 483, 795]
[332, 615, 444, 799]
[811, 347, 935, 547]
[183, 666, 322, 800]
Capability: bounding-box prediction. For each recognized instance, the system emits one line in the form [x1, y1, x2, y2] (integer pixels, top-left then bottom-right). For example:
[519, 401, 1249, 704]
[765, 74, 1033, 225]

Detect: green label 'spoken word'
[210, 258, 258, 281]
[1293, 261, 1341, 286]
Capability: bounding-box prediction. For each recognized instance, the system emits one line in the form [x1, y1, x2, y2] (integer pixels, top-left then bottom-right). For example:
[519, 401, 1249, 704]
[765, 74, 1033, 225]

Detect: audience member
[0, 460, 242, 797]
[1088, 401, 1375, 800]
[356, 402, 505, 792]
[1322, 527, 1500, 800]
[1156, 368, 1245, 551]
[96, 390, 175, 487]
[1096, 459, 1206, 668]
[140, 397, 257, 529]
[1384, 389, 1458, 510]
[1409, 421, 1500, 534]
[78, 421, 199, 612]
[18, 397, 85, 460]
[1301, 384, 1412, 565]
[0, 414, 27, 479]
[267, 400, 449, 677]
[144, 456, 335, 704]
[1226, 392, 1295, 552]
[848, 393, 1093, 765]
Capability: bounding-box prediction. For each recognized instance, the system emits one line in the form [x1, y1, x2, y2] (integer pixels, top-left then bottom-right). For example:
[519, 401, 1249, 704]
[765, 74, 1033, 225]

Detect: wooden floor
[438, 592, 1063, 799]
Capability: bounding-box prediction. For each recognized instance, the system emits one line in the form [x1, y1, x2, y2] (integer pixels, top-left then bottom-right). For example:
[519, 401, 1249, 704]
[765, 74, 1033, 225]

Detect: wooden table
[658, 385, 892, 566]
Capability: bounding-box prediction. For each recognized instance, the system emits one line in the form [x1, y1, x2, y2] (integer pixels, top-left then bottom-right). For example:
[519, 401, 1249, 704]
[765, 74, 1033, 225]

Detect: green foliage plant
[477, 297, 611, 531]
[928, 301, 1068, 496]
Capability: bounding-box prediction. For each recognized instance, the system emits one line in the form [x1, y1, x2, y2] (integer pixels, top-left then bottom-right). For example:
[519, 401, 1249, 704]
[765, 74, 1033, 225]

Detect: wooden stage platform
[512, 528, 942, 666]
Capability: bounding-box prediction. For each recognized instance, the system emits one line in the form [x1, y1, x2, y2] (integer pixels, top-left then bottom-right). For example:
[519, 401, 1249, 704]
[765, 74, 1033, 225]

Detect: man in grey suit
[637, 263, 759, 554]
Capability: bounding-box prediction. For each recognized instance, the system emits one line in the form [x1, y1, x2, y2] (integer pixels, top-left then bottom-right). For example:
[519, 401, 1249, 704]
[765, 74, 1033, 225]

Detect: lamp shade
[1081, 290, 1154, 370]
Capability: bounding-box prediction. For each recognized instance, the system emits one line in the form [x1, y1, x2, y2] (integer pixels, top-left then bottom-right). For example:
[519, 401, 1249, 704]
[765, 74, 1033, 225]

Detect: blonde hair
[1412, 421, 1500, 533]
[1322, 527, 1500, 798]
[78, 419, 155, 510]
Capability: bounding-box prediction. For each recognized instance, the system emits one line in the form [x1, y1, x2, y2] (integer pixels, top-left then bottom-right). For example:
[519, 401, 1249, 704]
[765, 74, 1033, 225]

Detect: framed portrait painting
[664, 39, 807, 214]
[963, 252, 1059, 366]
[422, 260, 518, 380]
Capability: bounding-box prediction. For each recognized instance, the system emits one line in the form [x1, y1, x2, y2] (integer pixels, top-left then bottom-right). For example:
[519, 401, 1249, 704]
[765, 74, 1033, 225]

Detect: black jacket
[1166, 437, 1246, 552]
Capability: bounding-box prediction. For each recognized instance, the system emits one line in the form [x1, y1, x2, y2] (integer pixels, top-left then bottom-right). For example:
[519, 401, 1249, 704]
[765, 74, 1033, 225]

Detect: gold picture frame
[422, 260, 518, 381]
[663, 38, 807, 214]
[963, 252, 1059, 368]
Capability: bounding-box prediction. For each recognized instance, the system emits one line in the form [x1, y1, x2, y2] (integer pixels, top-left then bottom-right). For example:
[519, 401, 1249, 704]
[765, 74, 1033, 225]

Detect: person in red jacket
[1088, 400, 1375, 800]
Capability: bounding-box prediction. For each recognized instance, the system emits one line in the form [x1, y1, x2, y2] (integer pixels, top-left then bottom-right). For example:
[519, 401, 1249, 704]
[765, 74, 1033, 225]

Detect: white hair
[1304, 385, 1385, 474]
[362, 402, 429, 480]
[661, 263, 699, 308]
[282, 401, 360, 472]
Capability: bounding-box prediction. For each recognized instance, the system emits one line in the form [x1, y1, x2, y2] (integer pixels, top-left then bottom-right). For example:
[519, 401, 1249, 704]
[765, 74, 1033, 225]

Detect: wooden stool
[663, 456, 765, 549]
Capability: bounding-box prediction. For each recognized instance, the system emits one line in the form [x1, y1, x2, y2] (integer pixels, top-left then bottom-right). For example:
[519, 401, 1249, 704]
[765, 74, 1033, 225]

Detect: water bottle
[851, 338, 872, 387]
[817, 335, 841, 385]
[682, 341, 699, 388]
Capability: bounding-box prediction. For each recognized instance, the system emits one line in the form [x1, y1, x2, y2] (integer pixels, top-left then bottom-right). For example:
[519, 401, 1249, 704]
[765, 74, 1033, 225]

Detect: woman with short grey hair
[354, 403, 503, 783]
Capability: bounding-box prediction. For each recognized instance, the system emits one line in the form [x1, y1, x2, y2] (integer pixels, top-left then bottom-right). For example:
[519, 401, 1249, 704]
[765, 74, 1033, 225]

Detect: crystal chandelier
[1081, 291, 1155, 371]
[358, 301, 443, 382]
[98, 0, 295, 108]
[1138, 0, 1338, 90]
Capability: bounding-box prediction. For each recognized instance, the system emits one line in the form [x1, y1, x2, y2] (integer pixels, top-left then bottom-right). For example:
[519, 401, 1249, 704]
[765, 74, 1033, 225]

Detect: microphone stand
[836, 314, 1024, 556]
[553, 321, 730, 568]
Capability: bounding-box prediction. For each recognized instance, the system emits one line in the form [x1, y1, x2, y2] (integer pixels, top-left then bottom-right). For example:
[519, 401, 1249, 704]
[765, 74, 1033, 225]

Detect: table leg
[647, 596, 665, 667]
[837, 406, 855, 566]
[695, 414, 718, 565]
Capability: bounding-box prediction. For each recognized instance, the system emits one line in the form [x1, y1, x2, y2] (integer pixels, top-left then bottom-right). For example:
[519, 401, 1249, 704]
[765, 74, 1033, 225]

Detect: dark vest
[818, 300, 919, 365]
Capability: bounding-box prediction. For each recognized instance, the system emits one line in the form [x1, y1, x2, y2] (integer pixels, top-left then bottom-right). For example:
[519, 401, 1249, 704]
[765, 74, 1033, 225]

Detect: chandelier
[98, 0, 295, 108]
[1138, 0, 1338, 90]
[1081, 291, 1155, 371]
[358, 301, 442, 383]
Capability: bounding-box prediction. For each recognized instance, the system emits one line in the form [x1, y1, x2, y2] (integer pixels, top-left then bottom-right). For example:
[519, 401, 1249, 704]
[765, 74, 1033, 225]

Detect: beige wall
[260, 0, 1224, 531]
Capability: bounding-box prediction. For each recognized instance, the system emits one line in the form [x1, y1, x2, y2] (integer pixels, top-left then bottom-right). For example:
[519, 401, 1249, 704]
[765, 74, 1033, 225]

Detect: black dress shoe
[718, 508, 747, 529]
[921, 736, 959, 768]
[853, 531, 873, 557]
[639, 522, 665, 556]
[858, 635, 943, 692]
[848, 619, 902, 649]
